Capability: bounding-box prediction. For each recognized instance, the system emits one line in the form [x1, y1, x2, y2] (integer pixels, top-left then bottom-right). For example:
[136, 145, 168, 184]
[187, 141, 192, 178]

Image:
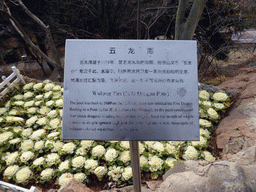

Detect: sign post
[63, 40, 199, 191]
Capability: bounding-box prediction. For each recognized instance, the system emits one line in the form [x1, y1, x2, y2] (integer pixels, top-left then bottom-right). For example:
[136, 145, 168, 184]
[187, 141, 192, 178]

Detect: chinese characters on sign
[63, 40, 199, 141]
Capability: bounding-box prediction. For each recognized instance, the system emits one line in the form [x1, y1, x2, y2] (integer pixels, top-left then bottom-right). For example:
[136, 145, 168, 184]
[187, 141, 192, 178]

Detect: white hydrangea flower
[74, 173, 86, 183]
[62, 142, 76, 154]
[120, 141, 130, 149]
[183, 146, 199, 160]
[55, 99, 63, 107]
[203, 151, 216, 162]
[47, 132, 60, 139]
[59, 109, 63, 117]
[33, 83, 43, 91]
[23, 82, 34, 90]
[5, 100, 11, 108]
[9, 138, 21, 145]
[199, 90, 210, 100]
[40, 168, 55, 180]
[5, 152, 19, 165]
[13, 126, 22, 133]
[108, 166, 123, 181]
[91, 145, 105, 157]
[46, 153, 60, 166]
[58, 173, 73, 186]
[213, 103, 226, 109]
[35, 101, 43, 106]
[46, 100, 55, 107]
[94, 166, 107, 179]
[148, 156, 163, 172]
[53, 85, 62, 91]
[152, 142, 164, 153]
[20, 151, 34, 163]
[36, 117, 48, 126]
[3, 165, 19, 179]
[191, 136, 208, 148]
[20, 139, 34, 151]
[0, 132, 13, 144]
[202, 101, 212, 107]
[26, 116, 38, 127]
[24, 101, 34, 108]
[27, 107, 38, 114]
[45, 140, 54, 148]
[34, 140, 45, 151]
[140, 155, 148, 167]
[0, 107, 7, 115]
[9, 109, 18, 115]
[119, 150, 131, 163]
[199, 119, 212, 128]
[0, 117, 3, 123]
[207, 108, 219, 119]
[44, 91, 52, 99]
[47, 110, 58, 118]
[39, 106, 51, 115]
[81, 140, 94, 149]
[21, 128, 33, 137]
[145, 141, 155, 150]
[44, 83, 55, 91]
[200, 128, 211, 139]
[53, 92, 62, 99]
[165, 157, 177, 168]
[58, 160, 70, 172]
[15, 167, 33, 183]
[212, 92, 228, 101]
[52, 141, 64, 152]
[30, 129, 45, 140]
[24, 92, 34, 99]
[49, 118, 61, 129]
[72, 156, 86, 169]
[105, 148, 118, 162]
[12, 116, 24, 123]
[33, 157, 45, 166]
[35, 95, 43, 100]
[84, 159, 98, 171]
[165, 143, 178, 155]
[139, 142, 145, 154]
[122, 166, 133, 181]
[14, 94, 24, 100]
[76, 147, 87, 156]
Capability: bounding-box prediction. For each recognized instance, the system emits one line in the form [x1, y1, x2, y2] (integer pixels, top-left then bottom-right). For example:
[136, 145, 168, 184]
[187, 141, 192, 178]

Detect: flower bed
[0, 81, 232, 187]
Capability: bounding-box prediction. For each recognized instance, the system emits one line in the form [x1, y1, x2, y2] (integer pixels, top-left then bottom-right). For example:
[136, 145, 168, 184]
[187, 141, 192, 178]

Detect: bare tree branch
[0, 9, 64, 80]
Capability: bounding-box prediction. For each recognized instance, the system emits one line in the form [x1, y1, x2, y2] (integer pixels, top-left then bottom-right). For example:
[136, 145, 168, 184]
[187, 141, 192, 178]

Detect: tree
[0, 0, 64, 81]
[175, 0, 207, 40]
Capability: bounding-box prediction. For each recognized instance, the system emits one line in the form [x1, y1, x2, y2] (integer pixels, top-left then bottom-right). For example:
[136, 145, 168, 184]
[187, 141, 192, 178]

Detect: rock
[145, 180, 162, 191]
[100, 185, 154, 192]
[159, 145, 256, 192]
[58, 178, 94, 192]
[159, 171, 210, 192]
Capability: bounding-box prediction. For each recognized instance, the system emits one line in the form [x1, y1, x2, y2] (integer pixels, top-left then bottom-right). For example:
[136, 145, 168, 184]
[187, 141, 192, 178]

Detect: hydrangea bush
[0, 82, 232, 186]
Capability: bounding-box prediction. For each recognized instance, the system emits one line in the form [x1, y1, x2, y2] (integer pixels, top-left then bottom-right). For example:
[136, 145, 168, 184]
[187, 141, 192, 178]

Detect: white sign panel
[63, 40, 199, 141]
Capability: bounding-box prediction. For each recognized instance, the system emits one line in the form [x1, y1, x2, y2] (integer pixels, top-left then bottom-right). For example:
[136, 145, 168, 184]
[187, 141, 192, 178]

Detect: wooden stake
[129, 141, 141, 192]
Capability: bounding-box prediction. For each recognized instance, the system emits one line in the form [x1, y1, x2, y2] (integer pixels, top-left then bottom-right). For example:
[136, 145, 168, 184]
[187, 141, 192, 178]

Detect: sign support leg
[129, 140, 141, 192]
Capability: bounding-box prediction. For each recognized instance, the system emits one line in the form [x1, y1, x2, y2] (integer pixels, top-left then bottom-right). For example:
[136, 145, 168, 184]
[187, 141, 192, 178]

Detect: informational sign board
[62, 40, 199, 141]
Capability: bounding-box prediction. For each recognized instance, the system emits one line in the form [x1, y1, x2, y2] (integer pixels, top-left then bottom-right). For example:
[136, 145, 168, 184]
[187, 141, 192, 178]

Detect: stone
[145, 181, 162, 191]
[159, 171, 210, 192]
[100, 185, 154, 192]
[162, 161, 186, 180]
[58, 178, 94, 192]
[159, 146, 256, 192]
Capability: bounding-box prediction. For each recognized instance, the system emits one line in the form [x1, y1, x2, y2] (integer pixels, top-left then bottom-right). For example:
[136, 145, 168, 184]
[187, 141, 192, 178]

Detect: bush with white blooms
[0, 82, 232, 187]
